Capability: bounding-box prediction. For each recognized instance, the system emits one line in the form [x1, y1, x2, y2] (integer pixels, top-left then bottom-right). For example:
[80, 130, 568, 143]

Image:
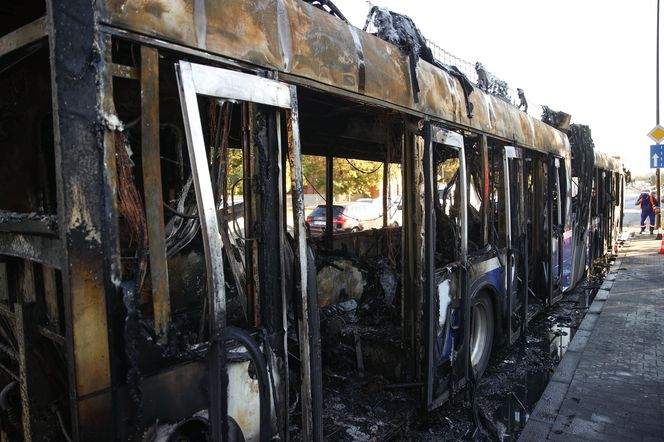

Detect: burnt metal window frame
[502, 146, 518, 249]
[425, 122, 467, 411]
[488, 143, 510, 250]
[502, 145, 527, 344]
[463, 140, 487, 252]
[431, 124, 468, 259]
[176, 61, 315, 440]
[553, 158, 563, 229]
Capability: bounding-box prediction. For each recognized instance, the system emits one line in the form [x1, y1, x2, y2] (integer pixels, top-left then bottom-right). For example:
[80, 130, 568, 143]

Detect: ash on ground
[315, 265, 608, 441]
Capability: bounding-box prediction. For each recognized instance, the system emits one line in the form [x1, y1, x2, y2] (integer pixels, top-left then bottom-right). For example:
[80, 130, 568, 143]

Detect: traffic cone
[659, 236, 664, 254]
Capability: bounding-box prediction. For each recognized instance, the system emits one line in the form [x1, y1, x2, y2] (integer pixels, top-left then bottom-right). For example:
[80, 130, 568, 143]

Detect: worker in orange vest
[636, 189, 660, 235]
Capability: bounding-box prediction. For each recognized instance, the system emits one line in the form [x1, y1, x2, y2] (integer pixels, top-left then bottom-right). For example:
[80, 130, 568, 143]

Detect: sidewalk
[519, 233, 664, 441]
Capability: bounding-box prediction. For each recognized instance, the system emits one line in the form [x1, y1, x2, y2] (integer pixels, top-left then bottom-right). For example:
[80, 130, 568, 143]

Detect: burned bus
[589, 150, 625, 261]
[0, 1, 624, 440]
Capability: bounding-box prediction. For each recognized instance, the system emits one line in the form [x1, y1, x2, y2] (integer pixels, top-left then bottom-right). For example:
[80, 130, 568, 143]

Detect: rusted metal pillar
[140, 45, 171, 337]
[100, 34, 127, 438]
[47, 1, 119, 438]
[251, 106, 293, 438]
[422, 122, 436, 406]
[401, 131, 415, 377]
[251, 105, 286, 351]
[402, 127, 424, 380]
[242, 102, 258, 325]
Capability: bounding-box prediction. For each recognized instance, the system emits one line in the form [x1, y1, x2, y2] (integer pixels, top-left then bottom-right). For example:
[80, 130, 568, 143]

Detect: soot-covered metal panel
[284, 0, 360, 91]
[99, 0, 570, 155]
[594, 149, 621, 172]
[358, 27, 412, 106]
[101, 0, 284, 68]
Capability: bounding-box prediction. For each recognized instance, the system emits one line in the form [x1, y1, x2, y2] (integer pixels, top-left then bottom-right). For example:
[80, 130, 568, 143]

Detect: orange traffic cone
[659, 232, 664, 254]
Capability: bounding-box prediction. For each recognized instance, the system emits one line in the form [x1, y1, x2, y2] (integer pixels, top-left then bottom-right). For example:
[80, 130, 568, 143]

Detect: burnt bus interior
[0, 2, 64, 440]
[0, 1, 621, 441]
[590, 163, 620, 262]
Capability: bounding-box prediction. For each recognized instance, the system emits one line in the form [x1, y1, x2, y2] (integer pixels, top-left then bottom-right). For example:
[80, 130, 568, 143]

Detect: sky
[333, 0, 658, 176]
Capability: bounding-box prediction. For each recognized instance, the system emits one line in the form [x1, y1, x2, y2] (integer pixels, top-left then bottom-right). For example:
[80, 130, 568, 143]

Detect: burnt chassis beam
[47, 1, 120, 439]
[140, 45, 172, 339]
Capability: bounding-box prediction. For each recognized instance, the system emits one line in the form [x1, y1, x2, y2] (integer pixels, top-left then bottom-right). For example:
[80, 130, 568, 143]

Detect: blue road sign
[651, 145, 664, 168]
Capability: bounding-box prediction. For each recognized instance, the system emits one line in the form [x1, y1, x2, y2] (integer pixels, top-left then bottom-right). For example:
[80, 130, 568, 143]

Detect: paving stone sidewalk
[519, 234, 664, 441]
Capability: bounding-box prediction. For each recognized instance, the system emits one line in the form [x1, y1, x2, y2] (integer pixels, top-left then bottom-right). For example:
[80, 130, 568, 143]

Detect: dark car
[306, 202, 382, 234]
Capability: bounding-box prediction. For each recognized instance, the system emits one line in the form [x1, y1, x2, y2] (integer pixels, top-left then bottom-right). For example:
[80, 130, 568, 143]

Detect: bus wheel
[469, 292, 494, 379]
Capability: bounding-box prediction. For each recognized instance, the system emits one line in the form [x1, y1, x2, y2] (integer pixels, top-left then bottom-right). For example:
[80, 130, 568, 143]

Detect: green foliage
[300, 155, 386, 198]
[227, 148, 244, 195]
[220, 151, 397, 199]
[301, 155, 326, 193]
[332, 158, 383, 196]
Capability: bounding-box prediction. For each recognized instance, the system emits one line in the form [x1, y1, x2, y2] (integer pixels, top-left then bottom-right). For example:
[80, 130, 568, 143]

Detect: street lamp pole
[657, 0, 662, 239]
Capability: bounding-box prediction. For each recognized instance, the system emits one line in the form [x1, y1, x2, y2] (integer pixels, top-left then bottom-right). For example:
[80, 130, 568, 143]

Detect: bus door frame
[503, 146, 527, 343]
[176, 61, 320, 441]
[423, 122, 467, 410]
[548, 155, 564, 305]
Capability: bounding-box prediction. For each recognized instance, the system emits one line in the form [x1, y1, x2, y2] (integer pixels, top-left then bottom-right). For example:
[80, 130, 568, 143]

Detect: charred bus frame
[588, 151, 625, 263]
[0, 1, 624, 440]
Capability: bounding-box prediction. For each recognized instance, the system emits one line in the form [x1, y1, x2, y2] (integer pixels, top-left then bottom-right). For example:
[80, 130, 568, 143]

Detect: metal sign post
[648, 0, 664, 240]
[657, 0, 661, 239]
[648, 132, 664, 237]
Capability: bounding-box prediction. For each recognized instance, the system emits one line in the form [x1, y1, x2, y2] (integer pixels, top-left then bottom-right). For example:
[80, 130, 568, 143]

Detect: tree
[332, 158, 383, 197]
[300, 155, 385, 199]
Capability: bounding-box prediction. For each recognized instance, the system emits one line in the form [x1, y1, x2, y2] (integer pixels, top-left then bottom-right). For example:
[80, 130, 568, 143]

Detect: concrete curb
[518, 244, 627, 441]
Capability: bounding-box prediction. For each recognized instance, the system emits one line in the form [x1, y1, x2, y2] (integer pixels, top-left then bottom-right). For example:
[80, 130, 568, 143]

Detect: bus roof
[101, 0, 570, 157]
[593, 149, 622, 173]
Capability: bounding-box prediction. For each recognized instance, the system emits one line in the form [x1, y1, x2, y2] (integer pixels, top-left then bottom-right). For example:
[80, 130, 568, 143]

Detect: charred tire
[469, 292, 494, 379]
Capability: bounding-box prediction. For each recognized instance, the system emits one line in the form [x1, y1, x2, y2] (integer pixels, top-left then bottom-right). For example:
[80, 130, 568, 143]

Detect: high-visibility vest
[640, 194, 656, 209]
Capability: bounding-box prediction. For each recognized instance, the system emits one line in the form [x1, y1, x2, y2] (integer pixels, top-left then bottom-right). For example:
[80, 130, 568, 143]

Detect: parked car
[358, 197, 403, 226]
[305, 202, 383, 234]
[365, 197, 402, 227]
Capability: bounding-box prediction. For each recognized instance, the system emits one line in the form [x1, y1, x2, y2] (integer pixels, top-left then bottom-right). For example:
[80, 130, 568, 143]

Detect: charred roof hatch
[363, 6, 475, 117]
[541, 105, 571, 132]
